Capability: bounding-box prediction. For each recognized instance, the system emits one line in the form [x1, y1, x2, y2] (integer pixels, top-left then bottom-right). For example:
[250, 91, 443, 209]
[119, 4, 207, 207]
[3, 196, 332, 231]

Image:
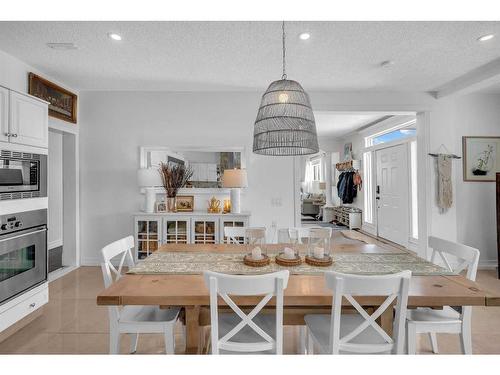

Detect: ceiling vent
[46, 42, 78, 50]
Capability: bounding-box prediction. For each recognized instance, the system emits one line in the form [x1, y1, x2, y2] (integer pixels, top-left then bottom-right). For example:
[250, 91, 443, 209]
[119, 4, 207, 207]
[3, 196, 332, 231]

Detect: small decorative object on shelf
[155, 200, 167, 213]
[207, 196, 221, 213]
[158, 162, 193, 212]
[305, 228, 333, 266]
[176, 195, 194, 212]
[223, 199, 231, 214]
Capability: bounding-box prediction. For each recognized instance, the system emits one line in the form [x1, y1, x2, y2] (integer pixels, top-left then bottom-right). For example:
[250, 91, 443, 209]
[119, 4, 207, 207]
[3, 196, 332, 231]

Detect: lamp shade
[137, 168, 161, 187]
[222, 169, 248, 188]
[253, 79, 319, 156]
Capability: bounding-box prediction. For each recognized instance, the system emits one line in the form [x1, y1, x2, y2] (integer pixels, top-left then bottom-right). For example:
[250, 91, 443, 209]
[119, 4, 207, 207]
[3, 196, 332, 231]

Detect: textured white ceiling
[1, 21, 500, 91]
[315, 112, 383, 138]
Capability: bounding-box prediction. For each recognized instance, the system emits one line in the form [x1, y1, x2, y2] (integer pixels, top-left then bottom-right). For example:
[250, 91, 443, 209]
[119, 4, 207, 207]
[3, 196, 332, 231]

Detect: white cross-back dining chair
[305, 270, 411, 354]
[224, 226, 267, 244]
[406, 236, 480, 355]
[101, 235, 182, 354]
[287, 226, 325, 244]
[203, 270, 290, 354]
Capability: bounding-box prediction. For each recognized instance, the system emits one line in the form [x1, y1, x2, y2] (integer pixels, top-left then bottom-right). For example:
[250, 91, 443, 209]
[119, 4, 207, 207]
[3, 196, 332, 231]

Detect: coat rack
[428, 144, 461, 159]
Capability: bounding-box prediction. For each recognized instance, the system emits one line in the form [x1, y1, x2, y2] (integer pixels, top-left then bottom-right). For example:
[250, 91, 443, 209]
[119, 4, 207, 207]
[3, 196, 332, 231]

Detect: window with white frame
[311, 159, 321, 181]
[365, 119, 417, 147]
[362, 151, 373, 224]
[410, 140, 418, 239]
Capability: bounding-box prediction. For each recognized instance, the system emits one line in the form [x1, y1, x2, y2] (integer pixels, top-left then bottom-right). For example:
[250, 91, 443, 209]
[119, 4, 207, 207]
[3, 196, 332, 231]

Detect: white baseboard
[478, 260, 498, 271]
[80, 257, 102, 267]
[48, 265, 78, 282]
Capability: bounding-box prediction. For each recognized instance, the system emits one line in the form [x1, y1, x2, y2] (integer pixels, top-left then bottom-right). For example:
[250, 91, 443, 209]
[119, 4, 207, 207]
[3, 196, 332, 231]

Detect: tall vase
[166, 197, 177, 212]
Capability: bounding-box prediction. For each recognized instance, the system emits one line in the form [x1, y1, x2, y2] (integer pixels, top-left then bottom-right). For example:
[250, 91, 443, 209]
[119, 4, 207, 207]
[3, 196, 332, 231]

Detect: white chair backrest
[101, 235, 135, 322]
[287, 226, 323, 244]
[245, 227, 266, 245]
[204, 270, 290, 354]
[428, 236, 480, 281]
[325, 270, 411, 354]
[224, 226, 247, 244]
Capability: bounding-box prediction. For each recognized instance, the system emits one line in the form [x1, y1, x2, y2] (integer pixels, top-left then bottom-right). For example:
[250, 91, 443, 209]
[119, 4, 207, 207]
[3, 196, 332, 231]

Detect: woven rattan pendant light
[253, 21, 319, 156]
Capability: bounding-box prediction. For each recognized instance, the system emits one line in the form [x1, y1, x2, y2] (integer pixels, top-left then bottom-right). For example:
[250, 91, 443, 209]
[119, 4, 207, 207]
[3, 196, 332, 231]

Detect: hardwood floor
[1, 263, 499, 354]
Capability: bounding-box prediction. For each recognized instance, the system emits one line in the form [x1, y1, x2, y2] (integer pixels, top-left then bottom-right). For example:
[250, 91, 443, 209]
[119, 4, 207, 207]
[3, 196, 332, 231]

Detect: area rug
[127, 251, 454, 276]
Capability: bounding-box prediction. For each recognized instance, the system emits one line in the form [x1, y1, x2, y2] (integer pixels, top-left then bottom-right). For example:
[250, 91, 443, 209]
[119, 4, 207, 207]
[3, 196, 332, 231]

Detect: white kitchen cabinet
[9, 91, 48, 148]
[0, 87, 9, 143]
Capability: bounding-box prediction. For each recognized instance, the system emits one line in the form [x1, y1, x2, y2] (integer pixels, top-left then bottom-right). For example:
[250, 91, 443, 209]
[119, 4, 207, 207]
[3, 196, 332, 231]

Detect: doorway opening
[295, 111, 421, 254]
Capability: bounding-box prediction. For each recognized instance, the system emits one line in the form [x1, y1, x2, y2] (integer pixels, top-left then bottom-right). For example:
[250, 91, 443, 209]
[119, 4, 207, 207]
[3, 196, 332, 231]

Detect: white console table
[133, 211, 250, 260]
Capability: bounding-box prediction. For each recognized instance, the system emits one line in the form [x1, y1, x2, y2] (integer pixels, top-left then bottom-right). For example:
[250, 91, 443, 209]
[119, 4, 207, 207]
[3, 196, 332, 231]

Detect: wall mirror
[140, 146, 246, 189]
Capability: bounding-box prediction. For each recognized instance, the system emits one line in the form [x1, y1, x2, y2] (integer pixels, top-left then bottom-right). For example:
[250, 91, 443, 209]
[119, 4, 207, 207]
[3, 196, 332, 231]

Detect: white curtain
[304, 160, 314, 193]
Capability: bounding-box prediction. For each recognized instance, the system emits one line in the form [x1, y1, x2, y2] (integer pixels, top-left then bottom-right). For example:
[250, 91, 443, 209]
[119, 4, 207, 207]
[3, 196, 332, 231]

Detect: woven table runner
[128, 251, 454, 276]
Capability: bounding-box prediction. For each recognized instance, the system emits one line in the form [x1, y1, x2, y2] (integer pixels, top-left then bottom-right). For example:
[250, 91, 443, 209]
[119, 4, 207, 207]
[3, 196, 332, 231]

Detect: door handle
[376, 197, 380, 200]
[376, 185, 380, 194]
[4, 132, 11, 137]
[11, 133, 18, 138]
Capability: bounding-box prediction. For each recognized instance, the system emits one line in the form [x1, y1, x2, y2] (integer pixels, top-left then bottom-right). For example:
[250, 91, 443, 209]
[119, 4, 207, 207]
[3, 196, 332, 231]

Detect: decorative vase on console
[158, 162, 193, 213]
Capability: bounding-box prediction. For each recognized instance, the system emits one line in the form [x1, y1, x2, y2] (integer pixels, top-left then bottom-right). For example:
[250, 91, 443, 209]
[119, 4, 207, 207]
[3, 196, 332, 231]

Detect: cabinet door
[0, 87, 8, 143]
[9, 91, 48, 148]
[163, 217, 191, 244]
[191, 217, 218, 244]
[135, 217, 162, 260]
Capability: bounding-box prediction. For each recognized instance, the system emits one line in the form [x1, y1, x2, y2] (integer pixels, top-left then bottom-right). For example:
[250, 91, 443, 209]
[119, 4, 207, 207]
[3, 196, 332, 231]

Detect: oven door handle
[0, 228, 47, 243]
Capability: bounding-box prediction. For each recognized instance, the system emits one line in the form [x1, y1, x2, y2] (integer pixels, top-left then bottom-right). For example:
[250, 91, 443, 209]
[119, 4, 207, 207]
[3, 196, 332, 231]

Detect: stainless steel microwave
[0, 150, 47, 200]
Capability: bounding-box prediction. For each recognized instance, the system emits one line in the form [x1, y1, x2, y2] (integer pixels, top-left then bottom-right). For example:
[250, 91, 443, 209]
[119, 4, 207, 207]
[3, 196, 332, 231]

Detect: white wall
[78, 91, 297, 264]
[451, 94, 499, 267]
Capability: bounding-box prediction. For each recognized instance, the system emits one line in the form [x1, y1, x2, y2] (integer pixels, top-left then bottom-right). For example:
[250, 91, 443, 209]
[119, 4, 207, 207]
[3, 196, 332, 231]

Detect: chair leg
[460, 322, 472, 354]
[429, 332, 439, 354]
[129, 333, 139, 354]
[164, 325, 175, 354]
[407, 323, 417, 355]
[109, 328, 120, 354]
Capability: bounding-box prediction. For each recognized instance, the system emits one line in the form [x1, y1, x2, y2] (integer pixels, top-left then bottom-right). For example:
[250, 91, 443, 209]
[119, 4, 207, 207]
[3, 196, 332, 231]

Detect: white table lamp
[222, 169, 248, 214]
[138, 168, 162, 213]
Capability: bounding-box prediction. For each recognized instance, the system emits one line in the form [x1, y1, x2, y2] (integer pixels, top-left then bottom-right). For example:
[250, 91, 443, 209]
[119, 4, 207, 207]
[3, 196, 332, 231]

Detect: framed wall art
[176, 195, 194, 212]
[28, 73, 78, 124]
[463, 136, 500, 182]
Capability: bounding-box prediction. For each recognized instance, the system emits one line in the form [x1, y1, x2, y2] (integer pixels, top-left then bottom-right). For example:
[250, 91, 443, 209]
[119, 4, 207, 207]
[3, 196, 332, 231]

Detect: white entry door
[376, 144, 409, 247]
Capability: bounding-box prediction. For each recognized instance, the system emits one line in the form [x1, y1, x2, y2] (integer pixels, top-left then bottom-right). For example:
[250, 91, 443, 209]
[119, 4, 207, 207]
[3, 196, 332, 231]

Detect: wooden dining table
[96, 242, 500, 354]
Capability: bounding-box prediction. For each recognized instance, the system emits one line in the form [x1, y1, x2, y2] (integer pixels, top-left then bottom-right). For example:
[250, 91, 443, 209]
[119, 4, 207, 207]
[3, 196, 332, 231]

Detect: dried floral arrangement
[158, 162, 193, 198]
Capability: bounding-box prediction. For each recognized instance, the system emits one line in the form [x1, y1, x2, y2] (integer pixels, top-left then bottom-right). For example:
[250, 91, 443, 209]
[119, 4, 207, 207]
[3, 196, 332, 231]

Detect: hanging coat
[337, 171, 357, 204]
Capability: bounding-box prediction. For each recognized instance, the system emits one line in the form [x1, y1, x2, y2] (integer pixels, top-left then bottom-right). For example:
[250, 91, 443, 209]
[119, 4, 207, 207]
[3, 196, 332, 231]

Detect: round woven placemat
[243, 254, 271, 267]
[275, 254, 302, 267]
[305, 255, 334, 267]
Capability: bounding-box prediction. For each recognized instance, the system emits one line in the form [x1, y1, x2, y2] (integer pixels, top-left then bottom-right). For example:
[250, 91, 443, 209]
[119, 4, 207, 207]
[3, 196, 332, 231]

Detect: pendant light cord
[282, 20, 287, 80]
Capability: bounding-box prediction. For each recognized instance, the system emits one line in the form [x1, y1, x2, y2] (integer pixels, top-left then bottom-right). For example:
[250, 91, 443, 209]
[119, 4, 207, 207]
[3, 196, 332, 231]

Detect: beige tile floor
[0, 266, 499, 354]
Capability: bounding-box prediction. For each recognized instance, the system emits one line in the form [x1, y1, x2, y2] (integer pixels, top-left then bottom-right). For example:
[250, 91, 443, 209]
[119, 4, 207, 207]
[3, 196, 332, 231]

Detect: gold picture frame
[176, 195, 194, 212]
[463, 136, 500, 182]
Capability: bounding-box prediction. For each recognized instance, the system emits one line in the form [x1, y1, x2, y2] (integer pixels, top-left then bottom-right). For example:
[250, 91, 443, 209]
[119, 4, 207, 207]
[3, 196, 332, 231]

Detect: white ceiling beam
[433, 57, 500, 98]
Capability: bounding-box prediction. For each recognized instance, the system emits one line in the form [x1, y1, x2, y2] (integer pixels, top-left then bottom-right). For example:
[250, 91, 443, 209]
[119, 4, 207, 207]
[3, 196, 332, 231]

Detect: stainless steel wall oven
[0, 209, 47, 304]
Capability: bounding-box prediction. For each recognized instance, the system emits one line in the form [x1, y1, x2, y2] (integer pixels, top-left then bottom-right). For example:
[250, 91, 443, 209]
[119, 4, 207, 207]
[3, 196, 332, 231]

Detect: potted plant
[158, 162, 193, 212]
